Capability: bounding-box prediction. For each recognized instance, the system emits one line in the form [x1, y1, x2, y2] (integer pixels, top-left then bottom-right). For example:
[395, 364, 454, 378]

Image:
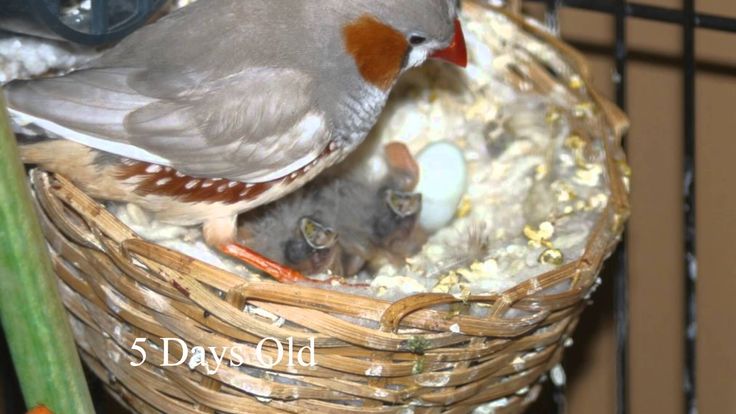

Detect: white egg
[415, 141, 468, 232]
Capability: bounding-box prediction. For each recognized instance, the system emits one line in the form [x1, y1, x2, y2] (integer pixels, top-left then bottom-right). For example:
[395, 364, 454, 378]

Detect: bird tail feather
[3, 70, 170, 165]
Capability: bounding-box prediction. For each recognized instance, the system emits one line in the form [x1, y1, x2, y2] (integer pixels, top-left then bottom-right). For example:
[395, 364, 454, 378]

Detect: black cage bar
[522, 0, 736, 413]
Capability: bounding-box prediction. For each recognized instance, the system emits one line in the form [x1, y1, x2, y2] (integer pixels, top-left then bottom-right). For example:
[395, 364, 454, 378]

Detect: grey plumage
[239, 148, 425, 277]
[5, 0, 458, 183]
[238, 175, 376, 275]
[4, 0, 462, 281]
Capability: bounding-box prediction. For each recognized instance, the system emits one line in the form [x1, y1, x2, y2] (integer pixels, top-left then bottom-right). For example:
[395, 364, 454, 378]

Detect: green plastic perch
[0, 95, 95, 413]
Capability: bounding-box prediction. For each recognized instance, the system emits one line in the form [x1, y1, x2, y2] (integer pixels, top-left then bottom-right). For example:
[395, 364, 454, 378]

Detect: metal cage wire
[520, 0, 736, 413]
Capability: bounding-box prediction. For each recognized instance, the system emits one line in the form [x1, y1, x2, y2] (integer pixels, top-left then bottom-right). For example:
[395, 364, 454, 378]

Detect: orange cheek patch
[343, 15, 409, 91]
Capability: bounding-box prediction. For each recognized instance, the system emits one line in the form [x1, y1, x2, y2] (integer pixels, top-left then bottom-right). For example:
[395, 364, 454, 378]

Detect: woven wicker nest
[29, 2, 630, 413]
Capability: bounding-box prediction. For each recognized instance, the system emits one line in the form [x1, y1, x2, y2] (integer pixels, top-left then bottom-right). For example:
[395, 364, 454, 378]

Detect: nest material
[30, 2, 630, 413]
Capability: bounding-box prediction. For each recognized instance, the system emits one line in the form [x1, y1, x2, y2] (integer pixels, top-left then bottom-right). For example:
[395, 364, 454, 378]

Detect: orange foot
[220, 243, 308, 283]
[219, 243, 370, 287]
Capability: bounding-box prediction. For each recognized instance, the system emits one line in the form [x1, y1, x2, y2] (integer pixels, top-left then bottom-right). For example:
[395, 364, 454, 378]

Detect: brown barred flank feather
[114, 140, 340, 204]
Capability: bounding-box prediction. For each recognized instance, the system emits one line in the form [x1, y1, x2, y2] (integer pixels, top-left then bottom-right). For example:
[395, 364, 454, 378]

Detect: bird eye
[409, 35, 427, 46]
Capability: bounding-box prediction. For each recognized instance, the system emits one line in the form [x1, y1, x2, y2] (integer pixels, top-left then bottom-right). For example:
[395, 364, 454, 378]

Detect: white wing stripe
[9, 108, 172, 166]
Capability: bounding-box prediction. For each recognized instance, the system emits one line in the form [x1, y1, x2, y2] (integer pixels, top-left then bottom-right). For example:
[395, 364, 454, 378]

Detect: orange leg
[219, 243, 309, 283]
[219, 243, 370, 287]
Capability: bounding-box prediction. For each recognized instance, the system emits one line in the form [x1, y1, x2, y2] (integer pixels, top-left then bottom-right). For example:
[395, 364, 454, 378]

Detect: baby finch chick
[238, 207, 341, 277]
[340, 186, 425, 276]
[237, 143, 425, 279]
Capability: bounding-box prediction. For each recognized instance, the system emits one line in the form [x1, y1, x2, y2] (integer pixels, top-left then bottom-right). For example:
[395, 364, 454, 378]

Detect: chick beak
[386, 190, 422, 218]
[300, 217, 338, 250]
[430, 19, 467, 68]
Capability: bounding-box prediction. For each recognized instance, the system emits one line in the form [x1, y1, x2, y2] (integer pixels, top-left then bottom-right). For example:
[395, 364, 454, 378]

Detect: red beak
[430, 19, 467, 68]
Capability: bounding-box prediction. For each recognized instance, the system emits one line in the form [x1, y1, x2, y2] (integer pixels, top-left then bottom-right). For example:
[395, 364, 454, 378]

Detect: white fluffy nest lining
[0, 3, 615, 301]
[110, 5, 614, 303]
